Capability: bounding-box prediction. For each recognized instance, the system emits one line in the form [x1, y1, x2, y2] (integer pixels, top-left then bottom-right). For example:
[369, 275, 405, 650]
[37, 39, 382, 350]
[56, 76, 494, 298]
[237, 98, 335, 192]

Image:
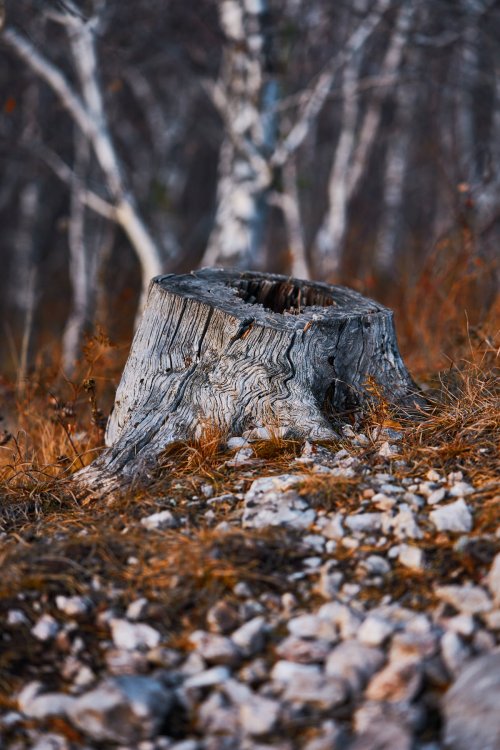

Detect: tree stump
[78, 269, 421, 489]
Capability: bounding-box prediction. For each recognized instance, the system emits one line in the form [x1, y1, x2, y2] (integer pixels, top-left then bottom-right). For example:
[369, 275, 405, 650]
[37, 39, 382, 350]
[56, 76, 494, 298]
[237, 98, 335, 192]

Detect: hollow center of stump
[232, 277, 336, 314]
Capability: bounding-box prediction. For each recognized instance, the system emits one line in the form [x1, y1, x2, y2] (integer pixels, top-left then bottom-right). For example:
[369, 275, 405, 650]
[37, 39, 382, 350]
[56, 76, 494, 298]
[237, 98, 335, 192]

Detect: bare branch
[202, 78, 271, 188]
[2, 27, 94, 139]
[348, 2, 414, 196]
[3, 17, 164, 300]
[35, 144, 116, 219]
[270, 0, 391, 168]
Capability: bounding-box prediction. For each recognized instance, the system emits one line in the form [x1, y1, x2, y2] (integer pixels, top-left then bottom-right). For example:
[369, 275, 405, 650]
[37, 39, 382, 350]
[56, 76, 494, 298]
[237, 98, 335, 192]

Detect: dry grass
[0, 330, 125, 503]
[400, 352, 499, 479]
[389, 232, 498, 375]
[0, 264, 498, 706]
[157, 421, 229, 479]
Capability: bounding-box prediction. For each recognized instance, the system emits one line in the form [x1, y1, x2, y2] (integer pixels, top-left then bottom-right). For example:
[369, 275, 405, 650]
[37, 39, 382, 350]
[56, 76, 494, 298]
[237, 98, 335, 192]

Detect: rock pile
[1, 431, 499, 749]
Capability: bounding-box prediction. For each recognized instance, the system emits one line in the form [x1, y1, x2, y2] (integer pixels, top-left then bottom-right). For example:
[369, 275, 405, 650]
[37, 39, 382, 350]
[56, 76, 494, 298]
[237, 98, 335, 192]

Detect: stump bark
[79, 269, 421, 489]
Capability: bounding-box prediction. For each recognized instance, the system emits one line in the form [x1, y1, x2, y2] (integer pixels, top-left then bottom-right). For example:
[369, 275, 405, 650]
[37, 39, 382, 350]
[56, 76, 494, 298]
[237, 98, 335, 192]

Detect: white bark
[455, 7, 479, 195]
[270, 0, 391, 169]
[348, 3, 414, 197]
[374, 12, 419, 274]
[464, 5, 500, 237]
[282, 158, 310, 279]
[315, 2, 413, 274]
[67, 15, 163, 300]
[473, 72, 500, 247]
[16, 187, 39, 392]
[62, 131, 99, 373]
[3, 20, 163, 305]
[374, 80, 418, 273]
[314, 48, 362, 273]
[9, 83, 40, 389]
[202, 0, 278, 268]
[269, 157, 310, 279]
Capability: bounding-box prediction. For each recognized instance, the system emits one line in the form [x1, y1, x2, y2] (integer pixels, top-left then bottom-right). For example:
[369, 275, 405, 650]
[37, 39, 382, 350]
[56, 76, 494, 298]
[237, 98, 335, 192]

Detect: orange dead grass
[388, 231, 499, 375]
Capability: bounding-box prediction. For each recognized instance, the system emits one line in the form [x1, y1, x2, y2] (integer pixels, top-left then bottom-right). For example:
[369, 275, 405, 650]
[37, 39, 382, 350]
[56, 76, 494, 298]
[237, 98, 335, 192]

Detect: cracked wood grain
[77, 269, 422, 491]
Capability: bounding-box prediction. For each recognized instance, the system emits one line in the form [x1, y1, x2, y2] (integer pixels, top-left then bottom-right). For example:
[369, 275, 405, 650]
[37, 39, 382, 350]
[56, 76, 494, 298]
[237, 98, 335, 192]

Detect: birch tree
[2, 1, 164, 309]
[61, 131, 100, 373]
[201, 0, 278, 269]
[314, 1, 414, 275]
[204, 0, 392, 271]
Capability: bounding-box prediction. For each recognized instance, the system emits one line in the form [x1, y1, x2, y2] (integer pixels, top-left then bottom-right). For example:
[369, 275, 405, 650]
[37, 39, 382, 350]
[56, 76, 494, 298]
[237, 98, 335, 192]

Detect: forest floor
[0, 292, 499, 750]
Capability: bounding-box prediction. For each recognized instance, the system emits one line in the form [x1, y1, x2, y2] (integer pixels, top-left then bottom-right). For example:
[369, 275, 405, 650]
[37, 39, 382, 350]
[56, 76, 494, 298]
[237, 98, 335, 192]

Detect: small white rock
[276, 635, 332, 663]
[360, 554, 391, 576]
[226, 447, 255, 466]
[318, 602, 362, 639]
[483, 609, 500, 630]
[325, 641, 385, 694]
[126, 597, 149, 621]
[281, 671, 347, 710]
[398, 544, 424, 570]
[358, 616, 395, 646]
[371, 492, 397, 510]
[7, 609, 29, 626]
[429, 499, 473, 533]
[189, 630, 241, 666]
[427, 487, 446, 505]
[303, 533, 326, 552]
[378, 441, 399, 458]
[239, 696, 279, 736]
[448, 481, 474, 497]
[231, 616, 267, 656]
[441, 631, 470, 677]
[287, 614, 337, 643]
[446, 614, 476, 636]
[271, 660, 321, 683]
[319, 513, 344, 540]
[487, 552, 500, 605]
[365, 660, 422, 702]
[384, 506, 423, 540]
[31, 614, 59, 641]
[183, 666, 230, 689]
[18, 682, 74, 720]
[110, 619, 161, 651]
[67, 676, 172, 744]
[30, 734, 70, 750]
[140, 509, 176, 530]
[435, 584, 492, 615]
[227, 437, 248, 449]
[426, 469, 441, 482]
[345, 513, 382, 534]
[55, 595, 90, 617]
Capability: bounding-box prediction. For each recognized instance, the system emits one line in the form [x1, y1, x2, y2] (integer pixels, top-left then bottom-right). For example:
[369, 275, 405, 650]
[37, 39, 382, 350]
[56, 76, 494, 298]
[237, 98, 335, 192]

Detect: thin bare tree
[201, 0, 278, 269]
[2, 2, 164, 308]
[314, 0, 414, 275]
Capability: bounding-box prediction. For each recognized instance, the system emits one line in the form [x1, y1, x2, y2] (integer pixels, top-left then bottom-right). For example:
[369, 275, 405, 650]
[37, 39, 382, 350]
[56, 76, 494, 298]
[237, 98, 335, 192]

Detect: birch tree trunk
[10, 83, 41, 390]
[374, 51, 420, 274]
[315, 1, 413, 275]
[3, 9, 164, 311]
[201, 0, 278, 268]
[76, 269, 421, 491]
[62, 130, 101, 373]
[66, 14, 163, 307]
[15, 185, 39, 393]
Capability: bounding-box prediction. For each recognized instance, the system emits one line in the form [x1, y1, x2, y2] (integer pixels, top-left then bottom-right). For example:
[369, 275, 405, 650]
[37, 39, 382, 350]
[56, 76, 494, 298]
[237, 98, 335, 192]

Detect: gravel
[5, 446, 499, 750]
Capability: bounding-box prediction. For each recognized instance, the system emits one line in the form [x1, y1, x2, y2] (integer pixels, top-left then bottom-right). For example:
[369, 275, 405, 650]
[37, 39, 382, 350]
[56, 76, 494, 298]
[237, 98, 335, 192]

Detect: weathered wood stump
[78, 269, 421, 489]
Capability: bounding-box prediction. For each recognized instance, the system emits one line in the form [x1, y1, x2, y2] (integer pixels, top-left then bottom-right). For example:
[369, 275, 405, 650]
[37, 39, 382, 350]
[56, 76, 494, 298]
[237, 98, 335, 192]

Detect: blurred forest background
[1, 0, 499, 383]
